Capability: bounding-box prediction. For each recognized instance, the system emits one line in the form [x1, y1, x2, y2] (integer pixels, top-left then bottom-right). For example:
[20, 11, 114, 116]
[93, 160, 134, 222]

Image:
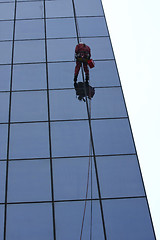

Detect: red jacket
[75, 43, 91, 58]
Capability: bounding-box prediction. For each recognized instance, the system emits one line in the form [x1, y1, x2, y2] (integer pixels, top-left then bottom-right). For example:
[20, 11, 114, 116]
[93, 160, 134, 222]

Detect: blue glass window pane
[0, 3, 14, 20]
[77, 17, 108, 37]
[92, 119, 135, 155]
[49, 89, 88, 120]
[9, 123, 50, 159]
[75, 0, 103, 17]
[103, 198, 155, 240]
[48, 62, 83, 89]
[14, 40, 45, 63]
[53, 157, 98, 201]
[8, 159, 51, 202]
[15, 19, 45, 40]
[6, 203, 54, 240]
[0, 93, 9, 123]
[0, 21, 13, 40]
[46, 18, 76, 38]
[0, 42, 12, 64]
[90, 60, 120, 87]
[55, 201, 104, 239]
[12, 63, 47, 91]
[97, 155, 145, 198]
[0, 161, 6, 203]
[81, 37, 114, 60]
[11, 91, 48, 122]
[0, 205, 4, 240]
[16, 1, 44, 19]
[51, 120, 90, 158]
[47, 38, 77, 62]
[91, 87, 127, 118]
[0, 65, 11, 91]
[45, 0, 73, 18]
[0, 124, 8, 160]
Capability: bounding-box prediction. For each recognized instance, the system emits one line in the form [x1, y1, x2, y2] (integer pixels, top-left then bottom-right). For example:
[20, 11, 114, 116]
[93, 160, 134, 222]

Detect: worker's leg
[83, 63, 89, 82]
[74, 61, 81, 82]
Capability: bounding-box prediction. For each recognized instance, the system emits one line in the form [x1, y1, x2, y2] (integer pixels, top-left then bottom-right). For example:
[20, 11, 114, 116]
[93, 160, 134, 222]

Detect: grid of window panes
[0, 0, 156, 239]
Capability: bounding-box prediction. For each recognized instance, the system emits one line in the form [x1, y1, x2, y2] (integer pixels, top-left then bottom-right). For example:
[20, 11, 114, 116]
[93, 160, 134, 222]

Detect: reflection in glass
[6, 203, 53, 240]
[91, 87, 127, 118]
[77, 17, 108, 37]
[46, 18, 76, 38]
[103, 198, 155, 240]
[11, 91, 48, 122]
[0, 65, 11, 91]
[9, 122, 50, 159]
[0, 42, 12, 64]
[12, 63, 47, 91]
[15, 19, 44, 40]
[14, 40, 45, 63]
[0, 161, 6, 203]
[8, 159, 51, 202]
[49, 89, 88, 120]
[0, 93, 9, 123]
[0, 124, 8, 160]
[45, 0, 73, 18]
[16, 1, 44, 19]
[97, 155, 145, 198]
[47, 38, 77, 62]
[51, 120, 90, 158]
[0, 21, 13, 41]
[55, 200, 104, 239]
[48, 62, 82, 89]
[53, 157, 98, 201]
[92, 119, 135, 155]
[0, 3, 14, 20]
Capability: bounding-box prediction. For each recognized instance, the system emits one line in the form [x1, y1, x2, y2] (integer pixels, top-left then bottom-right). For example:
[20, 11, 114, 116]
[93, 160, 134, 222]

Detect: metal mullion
[43, 0, 56, 239]
[3, 0, 17, 239]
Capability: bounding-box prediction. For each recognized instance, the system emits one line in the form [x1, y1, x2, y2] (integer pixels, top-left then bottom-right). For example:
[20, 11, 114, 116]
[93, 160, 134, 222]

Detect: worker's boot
[85, 75, 89, 84]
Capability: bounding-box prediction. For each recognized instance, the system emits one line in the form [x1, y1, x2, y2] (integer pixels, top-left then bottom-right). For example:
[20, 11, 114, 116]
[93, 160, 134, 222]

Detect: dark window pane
[51, 120, 90, 158]
[0, 65, 11, 91]
[0, 124, 8, 160]
[97, 155, 145, 198]
[0, 161, 6, 203]
[11, 91, 48, 122]
[0, 3, 14, 20]
[0, 21, 13, 40]
[0, 42, 12, 64]
[48, 62, 82, 89]
[103, 198, 155, 240]
[0, 92, 9, 123]
[0, 205, 4, 240]
[9, 123, 50, 159]
[14, 40, 45, 63]
[8, 159, 51, 202]
[15, 19, 44, 40]
[53, 157, 98, 201]
[75, 0, 103, 17]
[16, 1, 44, 19]
[12, 63, 47, 91]
[91, 87, 127, 118]
[81, 37, 114, 60]
[6, 203, 53, 240]
[47, 38, 77, 62]
[49, 89, 88, 120]
[45, 0, 73, 18]
[90, 60, 120, 87]
[55, 201, 104, 239]
[92, 119, 135, 155]
[77, 17, 108, 37]
[46, 18, 76, 38]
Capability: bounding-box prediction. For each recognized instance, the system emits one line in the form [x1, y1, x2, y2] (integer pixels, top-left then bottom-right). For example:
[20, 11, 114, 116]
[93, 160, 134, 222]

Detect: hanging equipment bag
[88, 59, 95, 68]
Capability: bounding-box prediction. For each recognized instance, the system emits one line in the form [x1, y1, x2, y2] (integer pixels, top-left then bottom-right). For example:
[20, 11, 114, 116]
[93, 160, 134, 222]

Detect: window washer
[74, 42, 91, 83]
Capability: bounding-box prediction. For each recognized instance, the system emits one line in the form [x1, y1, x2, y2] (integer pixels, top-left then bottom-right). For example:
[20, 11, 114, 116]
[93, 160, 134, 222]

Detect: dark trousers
[74, 61, 89, 77]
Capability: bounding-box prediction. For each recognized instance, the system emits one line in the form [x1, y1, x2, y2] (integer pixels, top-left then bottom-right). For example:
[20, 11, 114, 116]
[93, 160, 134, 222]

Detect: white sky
[102, 0, 160, 239]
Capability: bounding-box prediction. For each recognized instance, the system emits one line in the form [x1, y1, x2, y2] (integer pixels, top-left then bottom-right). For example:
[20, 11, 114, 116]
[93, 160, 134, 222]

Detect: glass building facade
[0, 0, 156, 239]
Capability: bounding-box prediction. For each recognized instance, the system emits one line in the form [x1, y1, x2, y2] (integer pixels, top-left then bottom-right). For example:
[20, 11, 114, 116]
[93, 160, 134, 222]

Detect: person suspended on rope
[74, 42, 91, 83]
